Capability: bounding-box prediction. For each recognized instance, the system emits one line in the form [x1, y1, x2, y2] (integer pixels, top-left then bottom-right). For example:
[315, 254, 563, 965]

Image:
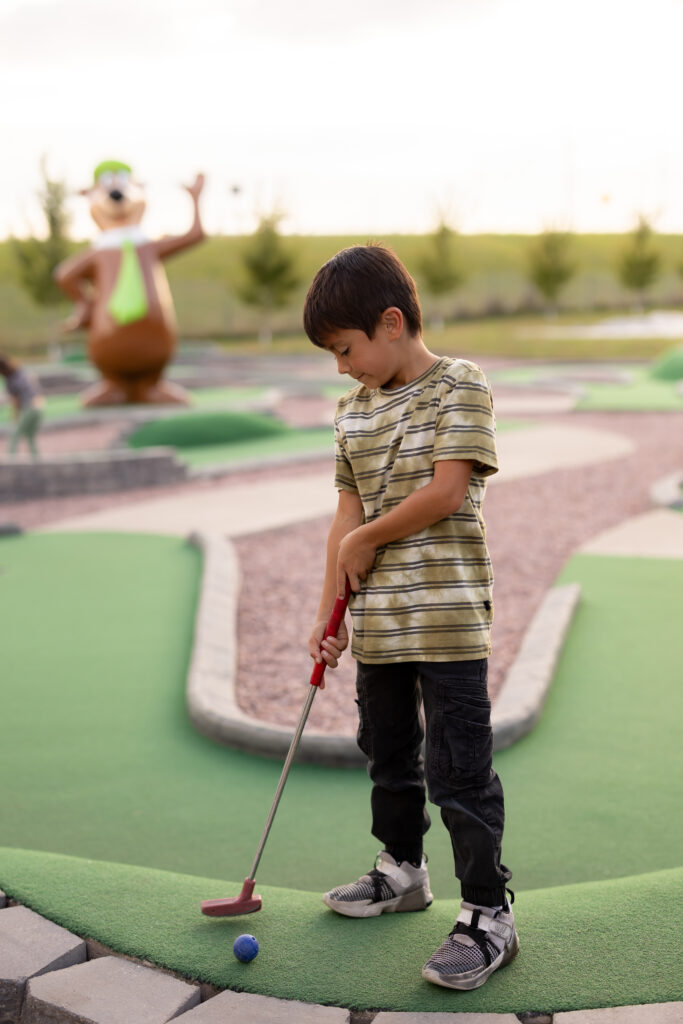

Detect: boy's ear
[381, 307, 403, 339]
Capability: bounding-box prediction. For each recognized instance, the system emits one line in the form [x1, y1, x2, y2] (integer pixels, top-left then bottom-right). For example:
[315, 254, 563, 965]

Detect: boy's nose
[336, 357, 348, 375]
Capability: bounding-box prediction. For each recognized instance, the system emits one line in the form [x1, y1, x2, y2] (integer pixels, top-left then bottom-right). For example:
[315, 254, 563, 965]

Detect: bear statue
[54, 160, 205, 406]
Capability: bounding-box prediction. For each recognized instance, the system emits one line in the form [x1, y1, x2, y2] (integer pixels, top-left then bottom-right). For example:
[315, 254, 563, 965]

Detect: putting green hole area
[1, 534, 681, 1011]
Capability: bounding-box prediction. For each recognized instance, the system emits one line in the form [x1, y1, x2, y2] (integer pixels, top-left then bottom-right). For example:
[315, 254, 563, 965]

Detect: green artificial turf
[127, 410, 289, 449]
[488, 362, 683, 411]
[575, 369, 683, 410]
[175, 428, 335, 467]
[1, 535, 682, 1010]
[0, 386, 269, 424]
[1, 848, 680, 1013]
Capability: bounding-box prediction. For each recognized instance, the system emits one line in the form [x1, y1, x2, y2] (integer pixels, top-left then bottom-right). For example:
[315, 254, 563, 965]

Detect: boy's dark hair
[303, 243, 422, 345]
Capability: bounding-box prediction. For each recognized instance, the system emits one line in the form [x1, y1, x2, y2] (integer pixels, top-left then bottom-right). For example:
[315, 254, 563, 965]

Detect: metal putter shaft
[201, 580, 351, 917]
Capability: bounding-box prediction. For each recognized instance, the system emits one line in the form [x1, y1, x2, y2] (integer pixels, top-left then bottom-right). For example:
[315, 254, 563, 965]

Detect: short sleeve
[333, 416, 359, 493]
[432, 368, 498, 477]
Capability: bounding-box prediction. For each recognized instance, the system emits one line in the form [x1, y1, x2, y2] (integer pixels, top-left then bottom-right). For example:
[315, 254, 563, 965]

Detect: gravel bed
[2, 410, 681, 737]
[233, 411, 683, 735]
[35, 421, 126, 454]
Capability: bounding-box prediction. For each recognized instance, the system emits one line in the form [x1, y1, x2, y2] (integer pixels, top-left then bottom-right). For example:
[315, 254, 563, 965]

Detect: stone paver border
[0, 448, 188, 501]
[1, 895, 679, 1024]
[186, 531, 581, 764]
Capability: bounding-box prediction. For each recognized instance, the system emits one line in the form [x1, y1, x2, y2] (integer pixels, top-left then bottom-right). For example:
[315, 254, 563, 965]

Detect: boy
[304, 244, 518, 991]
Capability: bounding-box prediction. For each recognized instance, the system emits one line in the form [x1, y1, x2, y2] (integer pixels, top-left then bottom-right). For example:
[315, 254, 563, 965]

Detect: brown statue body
[54, 164, 205, 406]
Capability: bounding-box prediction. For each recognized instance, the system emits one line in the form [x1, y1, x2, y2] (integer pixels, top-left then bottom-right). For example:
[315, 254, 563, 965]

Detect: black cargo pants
[355, 658, 512, 907]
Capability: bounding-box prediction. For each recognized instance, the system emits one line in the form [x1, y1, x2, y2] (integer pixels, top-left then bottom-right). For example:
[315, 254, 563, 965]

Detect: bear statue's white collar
[93, 225, 149, 250]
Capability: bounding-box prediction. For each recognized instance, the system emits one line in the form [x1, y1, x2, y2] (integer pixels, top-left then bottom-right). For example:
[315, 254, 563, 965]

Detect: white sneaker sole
[422, 932, 520, 990]
[323, 886, 433, 918]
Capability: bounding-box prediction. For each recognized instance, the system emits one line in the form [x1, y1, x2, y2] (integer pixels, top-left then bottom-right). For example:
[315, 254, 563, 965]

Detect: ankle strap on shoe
[456, 906, 514, 942]
[374, 851, 423, 888]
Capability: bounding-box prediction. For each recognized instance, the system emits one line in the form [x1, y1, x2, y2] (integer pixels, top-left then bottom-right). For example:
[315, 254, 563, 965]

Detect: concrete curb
[649, 469, 683, 510]
[185, 531, 582, 764]
[491, 582, 582, 749]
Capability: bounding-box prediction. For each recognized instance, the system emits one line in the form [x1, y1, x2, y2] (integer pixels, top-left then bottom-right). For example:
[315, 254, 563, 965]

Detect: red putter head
[201, 878, 262, 917]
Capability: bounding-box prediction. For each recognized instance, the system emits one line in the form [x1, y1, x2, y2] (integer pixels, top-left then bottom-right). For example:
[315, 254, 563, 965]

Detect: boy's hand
[337, 526, 377, 595]
[308, 618, 349, 690]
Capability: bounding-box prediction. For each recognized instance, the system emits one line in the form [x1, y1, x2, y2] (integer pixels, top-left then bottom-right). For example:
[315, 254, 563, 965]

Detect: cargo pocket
[430, 685, 493, 788]
[355, 697, 373, 761]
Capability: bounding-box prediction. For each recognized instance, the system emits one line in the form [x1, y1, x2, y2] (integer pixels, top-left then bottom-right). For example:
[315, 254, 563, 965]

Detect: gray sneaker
[422, 901, 519, 990]
[322, 851, 433, 918]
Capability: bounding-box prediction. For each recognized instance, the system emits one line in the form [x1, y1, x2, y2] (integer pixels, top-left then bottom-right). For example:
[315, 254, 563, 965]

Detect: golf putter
[201, 578, 352, 917]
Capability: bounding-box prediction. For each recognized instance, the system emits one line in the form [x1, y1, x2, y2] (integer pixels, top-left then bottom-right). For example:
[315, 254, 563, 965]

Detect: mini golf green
[1, 534, 681, 1011]
[575, 368, 683, 411]
[126, 410, 335, 468]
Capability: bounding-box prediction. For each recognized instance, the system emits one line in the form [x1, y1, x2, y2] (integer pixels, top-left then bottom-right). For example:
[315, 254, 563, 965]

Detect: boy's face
[322, 326, 400, 390]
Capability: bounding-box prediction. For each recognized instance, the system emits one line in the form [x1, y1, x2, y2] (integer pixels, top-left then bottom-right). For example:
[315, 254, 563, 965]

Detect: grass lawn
[0, 534, 681, 1011]
[208, 319, 681, 362]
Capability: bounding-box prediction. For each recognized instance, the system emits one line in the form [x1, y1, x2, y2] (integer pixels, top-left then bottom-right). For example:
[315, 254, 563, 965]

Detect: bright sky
[2, 0, 682, 240]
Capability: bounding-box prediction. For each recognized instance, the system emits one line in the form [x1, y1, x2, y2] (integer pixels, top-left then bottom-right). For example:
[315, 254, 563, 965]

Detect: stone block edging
[0, 448, 188, 502]
[186, 532, 581, 765]
[650, 470, 683, 510]
[1, 901, 679, 1022]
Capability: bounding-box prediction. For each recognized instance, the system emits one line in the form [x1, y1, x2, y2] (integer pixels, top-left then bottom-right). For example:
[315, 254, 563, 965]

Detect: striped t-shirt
[334, 356, 498, 663]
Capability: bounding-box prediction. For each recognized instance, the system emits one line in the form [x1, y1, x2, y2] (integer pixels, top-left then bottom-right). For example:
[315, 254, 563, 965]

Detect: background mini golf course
[0, 385, 271, 425]
[1, 533, 681, 1012]
[125, 409, 528, 468]
[488, 361, 683, 412]
[126, 409, 335, 468]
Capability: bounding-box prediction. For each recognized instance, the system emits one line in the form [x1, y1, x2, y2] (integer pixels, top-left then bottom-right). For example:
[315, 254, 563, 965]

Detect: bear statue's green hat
[93, 160, 132, 183]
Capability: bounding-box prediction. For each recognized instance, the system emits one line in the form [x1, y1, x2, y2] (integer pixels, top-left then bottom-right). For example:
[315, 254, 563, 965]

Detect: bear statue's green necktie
[107, 239, 149, 326]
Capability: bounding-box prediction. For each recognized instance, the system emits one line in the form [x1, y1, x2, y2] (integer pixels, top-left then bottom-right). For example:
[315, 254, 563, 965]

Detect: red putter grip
[309, 578, 352, 687]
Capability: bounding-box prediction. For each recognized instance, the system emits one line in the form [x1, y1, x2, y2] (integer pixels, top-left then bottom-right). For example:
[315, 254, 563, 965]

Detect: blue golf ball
[233, 933, 259, 962]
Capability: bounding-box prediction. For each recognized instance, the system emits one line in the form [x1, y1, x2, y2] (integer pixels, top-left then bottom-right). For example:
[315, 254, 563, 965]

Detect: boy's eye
[340, 348, 349, 357]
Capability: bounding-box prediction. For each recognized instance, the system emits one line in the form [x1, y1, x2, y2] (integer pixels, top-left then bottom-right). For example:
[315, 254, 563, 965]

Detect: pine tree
[236, 213, 301, 344]
[417, 221, 464, 327]
[527, 229, 575, 312]
[617, 215, 661, 308]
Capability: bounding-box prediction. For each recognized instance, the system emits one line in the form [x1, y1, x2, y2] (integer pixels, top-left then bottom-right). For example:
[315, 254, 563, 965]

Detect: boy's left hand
[337, 527, 376, 594]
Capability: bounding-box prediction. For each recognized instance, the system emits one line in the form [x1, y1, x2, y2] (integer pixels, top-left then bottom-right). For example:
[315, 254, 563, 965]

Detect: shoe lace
[367, 868, 389, 902]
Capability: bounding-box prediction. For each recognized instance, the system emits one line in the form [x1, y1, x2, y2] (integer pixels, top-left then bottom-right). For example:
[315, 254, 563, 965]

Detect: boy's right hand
[308, 618, 349, 690]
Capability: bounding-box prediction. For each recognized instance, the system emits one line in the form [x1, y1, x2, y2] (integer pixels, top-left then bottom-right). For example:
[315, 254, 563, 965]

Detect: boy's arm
[337, 458, 473, 595]
[309, 488, 364, 687]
